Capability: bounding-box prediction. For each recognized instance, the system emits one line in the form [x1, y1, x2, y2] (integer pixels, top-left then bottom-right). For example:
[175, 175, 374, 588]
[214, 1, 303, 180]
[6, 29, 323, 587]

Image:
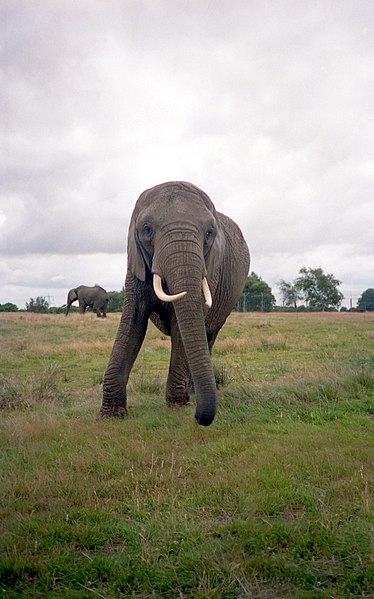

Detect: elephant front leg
[101, 285, 150, 417]
[101, 322, 148, 417]
[166, 316, 192, 406]
[101, 363, 128, 417]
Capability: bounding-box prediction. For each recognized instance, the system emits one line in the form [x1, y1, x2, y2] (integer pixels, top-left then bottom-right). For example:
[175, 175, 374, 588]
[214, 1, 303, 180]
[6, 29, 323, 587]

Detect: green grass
[0, 311, 373, 597]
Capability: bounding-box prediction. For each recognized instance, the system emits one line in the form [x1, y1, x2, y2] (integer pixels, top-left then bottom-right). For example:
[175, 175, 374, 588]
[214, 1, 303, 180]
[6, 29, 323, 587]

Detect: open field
[0, 311, 373, 598]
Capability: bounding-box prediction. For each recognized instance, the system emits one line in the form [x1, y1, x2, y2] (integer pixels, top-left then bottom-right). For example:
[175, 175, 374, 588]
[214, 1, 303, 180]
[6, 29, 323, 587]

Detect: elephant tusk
[153, 274, 187, 303]
[202, 277, 212, 309]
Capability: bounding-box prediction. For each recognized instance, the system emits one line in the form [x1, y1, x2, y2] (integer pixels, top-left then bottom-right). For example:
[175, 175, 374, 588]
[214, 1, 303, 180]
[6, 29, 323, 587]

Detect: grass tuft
[0, 363, 66, 410]
[213, 361, 233, 388]
[129, 372, 165, 395]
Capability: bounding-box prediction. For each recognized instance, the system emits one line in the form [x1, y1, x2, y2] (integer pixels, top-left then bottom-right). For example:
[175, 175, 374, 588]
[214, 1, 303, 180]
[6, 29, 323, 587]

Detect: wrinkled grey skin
[101, 182, 250, 426]
[65, 285, 109, 317]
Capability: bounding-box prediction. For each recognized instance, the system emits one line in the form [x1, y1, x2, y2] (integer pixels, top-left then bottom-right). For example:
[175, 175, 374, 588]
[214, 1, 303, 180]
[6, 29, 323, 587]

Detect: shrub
[0, 364, 65, 410]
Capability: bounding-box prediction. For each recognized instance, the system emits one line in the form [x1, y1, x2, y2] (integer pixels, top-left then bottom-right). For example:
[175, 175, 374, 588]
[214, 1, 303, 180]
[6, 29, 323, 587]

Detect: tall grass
[0, 312, 373, 597]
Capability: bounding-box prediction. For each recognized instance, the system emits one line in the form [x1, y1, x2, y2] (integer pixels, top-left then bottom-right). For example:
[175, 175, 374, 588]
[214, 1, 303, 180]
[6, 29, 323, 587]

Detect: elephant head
[101, 181, 250, 426]
[65, 288, 79, 316]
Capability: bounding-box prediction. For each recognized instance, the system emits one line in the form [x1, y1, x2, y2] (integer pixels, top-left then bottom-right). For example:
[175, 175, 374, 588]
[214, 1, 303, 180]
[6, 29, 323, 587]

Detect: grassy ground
[0, 311, 373, 598]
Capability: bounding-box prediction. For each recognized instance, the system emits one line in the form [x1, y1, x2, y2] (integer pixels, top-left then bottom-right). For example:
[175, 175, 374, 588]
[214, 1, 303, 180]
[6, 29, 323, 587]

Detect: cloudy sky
[1, 0, 373, 309]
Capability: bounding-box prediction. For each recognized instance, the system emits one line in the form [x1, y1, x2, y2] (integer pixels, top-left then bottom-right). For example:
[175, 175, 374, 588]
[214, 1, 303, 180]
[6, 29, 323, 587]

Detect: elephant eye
[205, 228, 214, 243]
[141, 224, 153, 240]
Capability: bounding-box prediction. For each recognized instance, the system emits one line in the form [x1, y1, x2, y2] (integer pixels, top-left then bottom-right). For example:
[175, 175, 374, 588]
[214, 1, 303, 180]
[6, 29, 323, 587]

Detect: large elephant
[101, 181, 250, 426]
[65, 285, 109, 317]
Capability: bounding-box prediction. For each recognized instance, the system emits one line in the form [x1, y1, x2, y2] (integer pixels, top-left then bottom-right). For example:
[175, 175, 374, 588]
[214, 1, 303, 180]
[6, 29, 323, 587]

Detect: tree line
[235, 268, 373, 312]
[1, 269, 373, 313]
[235, 266, 374, 312]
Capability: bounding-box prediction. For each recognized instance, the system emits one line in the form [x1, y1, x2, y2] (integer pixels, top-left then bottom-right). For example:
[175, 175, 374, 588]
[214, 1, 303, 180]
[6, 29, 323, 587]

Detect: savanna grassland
[0, 311, 373, 598]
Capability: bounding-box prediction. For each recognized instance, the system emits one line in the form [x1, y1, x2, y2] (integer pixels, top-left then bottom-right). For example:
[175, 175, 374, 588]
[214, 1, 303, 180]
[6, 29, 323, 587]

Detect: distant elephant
[101, 181, 250, 426]
[65, 285, 109, 317]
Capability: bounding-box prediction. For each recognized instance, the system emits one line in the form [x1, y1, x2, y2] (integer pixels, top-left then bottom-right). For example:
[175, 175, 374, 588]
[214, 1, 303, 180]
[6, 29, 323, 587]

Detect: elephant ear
[205, 220, 225, 281]
[69, 288, 78, 301]
[127, 212, 152, 281]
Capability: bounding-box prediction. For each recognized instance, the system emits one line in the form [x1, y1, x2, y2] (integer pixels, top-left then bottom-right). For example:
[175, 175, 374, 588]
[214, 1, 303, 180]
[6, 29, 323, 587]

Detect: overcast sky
[1, 0, 373, 309]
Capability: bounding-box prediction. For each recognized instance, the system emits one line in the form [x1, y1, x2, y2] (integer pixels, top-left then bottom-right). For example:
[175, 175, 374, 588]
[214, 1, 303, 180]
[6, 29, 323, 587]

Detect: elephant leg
[78, 300, 86, 314]
[101, 276, 151, 417]
[93, 302, 103, 317]
[166, 315, 192, 405]
[207, 330, 219, 354]
[102, 318, 148, 416]
[99, 302, 108, 318]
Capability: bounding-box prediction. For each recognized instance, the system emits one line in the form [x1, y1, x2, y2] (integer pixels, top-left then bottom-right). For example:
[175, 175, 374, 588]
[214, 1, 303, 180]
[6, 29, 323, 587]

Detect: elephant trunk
[173, 292, 217, 426]
[65, 289, 77, 316]
[64, 300, 71, 316]
[154, 232, 217, 426]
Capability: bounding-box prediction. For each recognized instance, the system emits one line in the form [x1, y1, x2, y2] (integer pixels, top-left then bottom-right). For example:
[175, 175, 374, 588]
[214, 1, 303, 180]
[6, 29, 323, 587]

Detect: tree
[25, 296, 49, 313]
[278, 279, 303, 308]
[357, 288, 374, 311]
[236, 272, 275, 312]
[107, 288, 125, 312]
[0, 302, 18, 312]
[295, 267, 343, 311]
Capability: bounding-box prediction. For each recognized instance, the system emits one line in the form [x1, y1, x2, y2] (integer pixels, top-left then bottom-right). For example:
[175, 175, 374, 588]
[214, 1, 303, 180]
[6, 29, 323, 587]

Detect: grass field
[0, 311, 373, 598]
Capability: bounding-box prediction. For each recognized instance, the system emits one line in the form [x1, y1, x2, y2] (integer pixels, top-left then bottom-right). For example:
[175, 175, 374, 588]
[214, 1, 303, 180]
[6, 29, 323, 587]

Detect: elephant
[101, 181, 250, 426]
[65, 285, 109, 317]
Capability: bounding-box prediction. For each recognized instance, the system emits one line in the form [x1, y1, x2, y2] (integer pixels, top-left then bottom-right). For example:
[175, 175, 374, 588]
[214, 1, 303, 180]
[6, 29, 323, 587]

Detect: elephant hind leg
[93, 303, 104, 317]
[207, 330, 219, 354]
[166, 317, 192, 405]
[166, 361, 192, 405]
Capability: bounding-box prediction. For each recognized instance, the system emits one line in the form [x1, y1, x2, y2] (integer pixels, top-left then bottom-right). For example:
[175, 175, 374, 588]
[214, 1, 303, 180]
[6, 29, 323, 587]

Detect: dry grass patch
[257, 333, 289, 351]
[215, 336, 251, 354]
[146, 337, 171, 351]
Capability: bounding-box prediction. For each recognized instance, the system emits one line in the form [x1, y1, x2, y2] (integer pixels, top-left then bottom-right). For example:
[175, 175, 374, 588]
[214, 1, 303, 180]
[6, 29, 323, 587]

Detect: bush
[0, 303, 19, 312]
[0, 364, 66, 410]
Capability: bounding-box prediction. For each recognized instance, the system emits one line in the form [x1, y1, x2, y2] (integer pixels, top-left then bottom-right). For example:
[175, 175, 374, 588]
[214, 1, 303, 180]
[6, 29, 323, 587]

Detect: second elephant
[65, 285, 109, 317]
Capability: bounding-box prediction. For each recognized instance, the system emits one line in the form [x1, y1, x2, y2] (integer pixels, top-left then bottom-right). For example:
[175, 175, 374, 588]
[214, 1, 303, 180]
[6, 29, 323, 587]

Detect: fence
[234, 293, 274, 312]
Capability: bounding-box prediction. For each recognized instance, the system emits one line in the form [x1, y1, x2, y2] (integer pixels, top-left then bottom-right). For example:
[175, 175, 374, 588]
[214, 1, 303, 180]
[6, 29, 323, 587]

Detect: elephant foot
[166, 392, 191, 406]
[167, 400, 191, 409]
[99, 405, 127, 419]
[166, 376, 193, 406]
